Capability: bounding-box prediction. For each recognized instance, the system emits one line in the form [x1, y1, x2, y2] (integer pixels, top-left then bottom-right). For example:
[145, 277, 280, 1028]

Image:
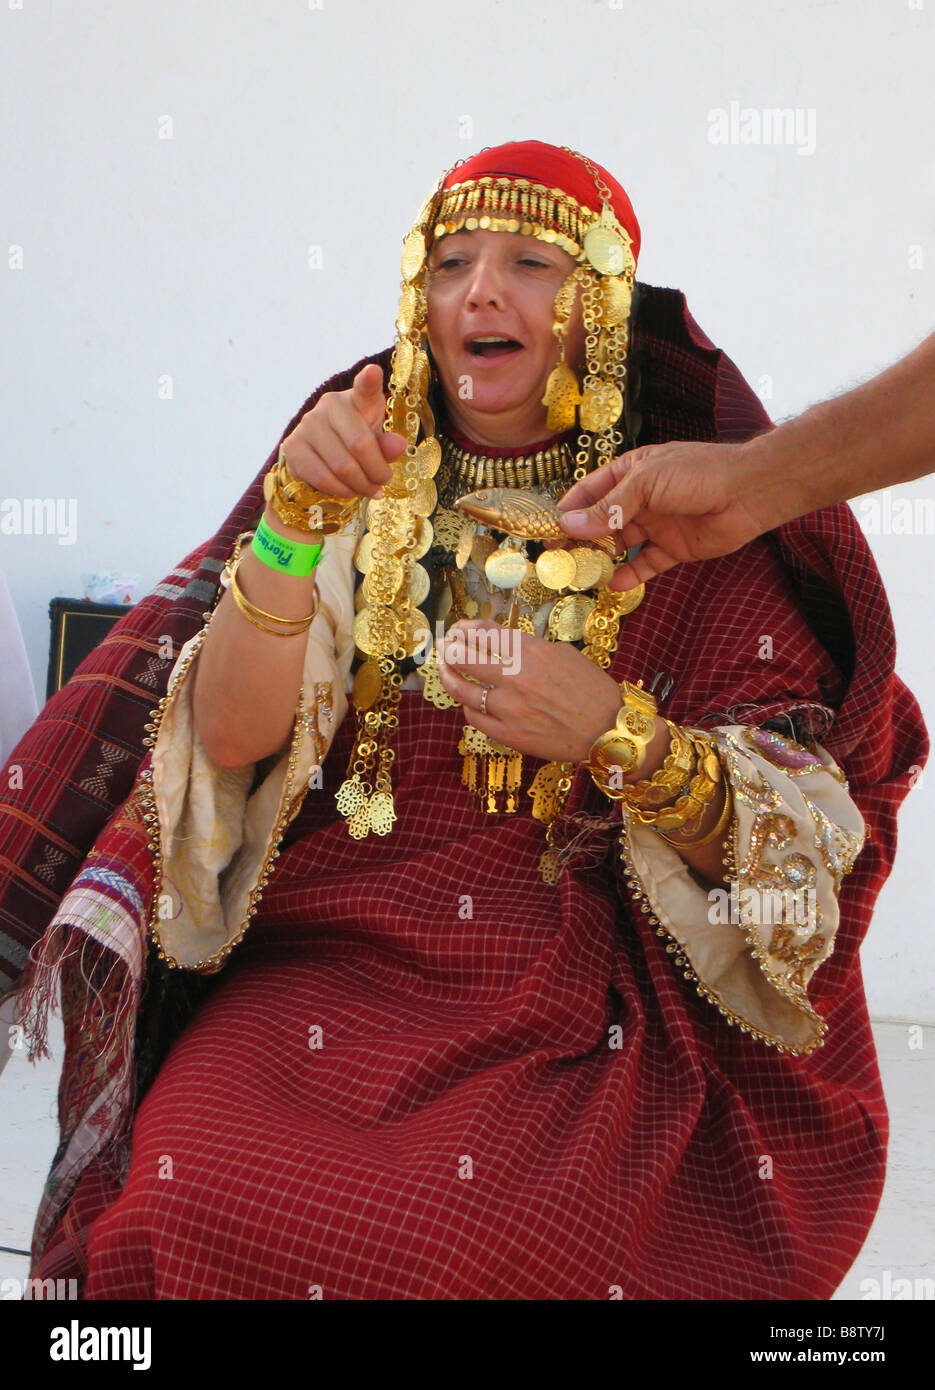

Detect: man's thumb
[559, 496, 615, 537]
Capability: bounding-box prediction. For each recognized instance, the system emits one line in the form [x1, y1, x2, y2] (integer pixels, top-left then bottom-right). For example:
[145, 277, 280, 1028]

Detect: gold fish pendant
[454, 487, 568, 541]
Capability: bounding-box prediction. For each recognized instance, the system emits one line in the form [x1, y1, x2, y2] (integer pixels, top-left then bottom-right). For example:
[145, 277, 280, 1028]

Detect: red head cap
[433, 139, 640, 267]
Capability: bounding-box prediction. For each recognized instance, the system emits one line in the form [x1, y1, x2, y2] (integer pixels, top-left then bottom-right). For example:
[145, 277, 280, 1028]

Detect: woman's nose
[465, 258, 505, 307]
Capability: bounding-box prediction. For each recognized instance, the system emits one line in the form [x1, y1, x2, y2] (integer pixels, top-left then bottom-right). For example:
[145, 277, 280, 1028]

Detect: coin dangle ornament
[568, 548, 603, 591]
[579, 382, 624, 433]
[397, 285, 419, 335]
[536, 548, 577, 591]
[547, 593, 595, 642]
[455, 524, 475, 570]
[484, 541, 530, 590]
[392, 338, 415, 391]
[401, 229, 426, 282]
[583, 204, 633, 278]
[470, 531, 497, 569]
[352, 659, 383, 710]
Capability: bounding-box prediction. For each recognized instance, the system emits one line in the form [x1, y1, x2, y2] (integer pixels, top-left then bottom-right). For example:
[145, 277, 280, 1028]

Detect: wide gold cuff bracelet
[264, 451, 363, 535]
[584, 679, 658, 798]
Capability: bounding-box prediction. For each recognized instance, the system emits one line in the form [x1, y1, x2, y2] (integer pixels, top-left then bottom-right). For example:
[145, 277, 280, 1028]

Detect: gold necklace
[439, 433, 574, 499]
[417, 459, 647, 879]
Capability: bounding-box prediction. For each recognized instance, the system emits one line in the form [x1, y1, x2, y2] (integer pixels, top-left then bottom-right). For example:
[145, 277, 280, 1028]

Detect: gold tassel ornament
[542, 269, 583, 433]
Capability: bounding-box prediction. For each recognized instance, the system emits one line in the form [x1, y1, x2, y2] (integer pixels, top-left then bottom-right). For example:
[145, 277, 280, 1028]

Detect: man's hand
[556, 441, 767, 588]
[556, 331, 935, 585]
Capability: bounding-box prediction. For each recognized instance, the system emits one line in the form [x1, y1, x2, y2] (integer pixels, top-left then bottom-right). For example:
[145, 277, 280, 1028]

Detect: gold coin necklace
[416, 440, 645, 878]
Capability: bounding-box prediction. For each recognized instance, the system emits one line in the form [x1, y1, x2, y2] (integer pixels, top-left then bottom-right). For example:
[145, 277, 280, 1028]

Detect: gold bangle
[584, 679, 658, 798]
[265, 490, 324, 535]
[689, 732, 723, 787]
[629, 732, 722, 831]
[660, 782, 733, 849]
[227, 555, 319, 637]
[632, 771, 720, 831]
[619, 720, 695, 809]
[263, 452, 363, 535]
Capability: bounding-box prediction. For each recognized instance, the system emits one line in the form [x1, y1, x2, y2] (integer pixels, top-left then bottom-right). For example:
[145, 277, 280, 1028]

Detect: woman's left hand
[437, 618, 623, 763]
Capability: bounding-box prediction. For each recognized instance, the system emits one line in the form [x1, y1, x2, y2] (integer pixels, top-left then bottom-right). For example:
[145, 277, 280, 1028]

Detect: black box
[47, 597, 134, 699]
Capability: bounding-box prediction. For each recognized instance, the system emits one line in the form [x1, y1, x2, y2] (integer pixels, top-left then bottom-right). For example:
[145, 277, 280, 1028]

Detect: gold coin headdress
[336, 143, 640, 842]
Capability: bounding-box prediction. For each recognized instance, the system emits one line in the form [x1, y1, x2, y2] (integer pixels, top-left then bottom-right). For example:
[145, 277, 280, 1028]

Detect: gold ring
[479, 685, 492, 717]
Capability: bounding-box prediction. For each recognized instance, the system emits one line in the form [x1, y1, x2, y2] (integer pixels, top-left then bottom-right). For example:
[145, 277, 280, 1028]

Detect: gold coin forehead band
[429, 174, 635, 282]
[432, 176, 598, 260]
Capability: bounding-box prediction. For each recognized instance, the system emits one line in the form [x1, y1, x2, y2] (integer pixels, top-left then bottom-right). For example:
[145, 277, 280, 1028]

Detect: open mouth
[467, 337, 522, 358]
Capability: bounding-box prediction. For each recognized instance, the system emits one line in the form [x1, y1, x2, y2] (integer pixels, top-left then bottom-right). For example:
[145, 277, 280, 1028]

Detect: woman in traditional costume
[2, 141, 926, 1300]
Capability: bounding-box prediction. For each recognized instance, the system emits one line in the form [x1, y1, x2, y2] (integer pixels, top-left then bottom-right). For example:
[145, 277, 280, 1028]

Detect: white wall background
[1, 0, 932, 1019]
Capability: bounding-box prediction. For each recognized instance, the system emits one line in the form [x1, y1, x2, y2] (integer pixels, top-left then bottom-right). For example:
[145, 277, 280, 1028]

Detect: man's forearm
[735, 331, 935, 533]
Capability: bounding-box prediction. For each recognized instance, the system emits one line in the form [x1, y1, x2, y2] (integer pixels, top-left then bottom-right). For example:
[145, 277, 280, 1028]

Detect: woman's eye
[519, 258, 549, 268]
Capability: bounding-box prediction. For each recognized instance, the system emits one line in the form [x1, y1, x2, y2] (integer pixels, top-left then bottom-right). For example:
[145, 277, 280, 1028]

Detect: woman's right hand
[279, 362, 408, 500]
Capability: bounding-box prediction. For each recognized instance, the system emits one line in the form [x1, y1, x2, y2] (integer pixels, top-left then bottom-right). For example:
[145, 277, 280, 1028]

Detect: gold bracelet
[660, 781, 733, 849]
[629, 732, 722, 831]
[584, 679, 658, 798]
[263, 450, 363, 535]
[227, 554, 319, 637]
[657, 733, 718, 834]
[619, 720, 696, 810]
[631, 769, 720, 831]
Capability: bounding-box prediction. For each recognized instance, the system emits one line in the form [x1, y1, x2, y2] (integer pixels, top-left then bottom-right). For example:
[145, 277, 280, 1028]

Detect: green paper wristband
[252, 517, 324, 576]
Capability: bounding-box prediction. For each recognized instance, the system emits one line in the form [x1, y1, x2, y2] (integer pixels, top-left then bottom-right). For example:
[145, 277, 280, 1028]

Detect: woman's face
[424, 229, 586, 447]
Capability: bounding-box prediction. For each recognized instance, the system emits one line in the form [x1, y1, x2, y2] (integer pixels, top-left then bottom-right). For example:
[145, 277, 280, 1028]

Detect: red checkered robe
[2, 287, 926, 1299]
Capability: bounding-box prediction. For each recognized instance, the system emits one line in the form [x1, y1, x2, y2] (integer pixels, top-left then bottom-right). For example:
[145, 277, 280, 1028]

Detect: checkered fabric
[6, 286, 926, 1299]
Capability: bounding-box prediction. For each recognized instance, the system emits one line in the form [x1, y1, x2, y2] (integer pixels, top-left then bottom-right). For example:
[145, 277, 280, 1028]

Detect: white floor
[1, 1017, 931, 1299]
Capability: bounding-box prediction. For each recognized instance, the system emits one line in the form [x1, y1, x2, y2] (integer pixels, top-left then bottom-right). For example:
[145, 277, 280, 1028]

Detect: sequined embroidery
[613, 723, 869, 1054]
[743, 726, 825, 775]
[766, 922, 827, 991]
[801, 791, 865, 883]
[734, 810, 822, 944]
[721, 737, 784, 815]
